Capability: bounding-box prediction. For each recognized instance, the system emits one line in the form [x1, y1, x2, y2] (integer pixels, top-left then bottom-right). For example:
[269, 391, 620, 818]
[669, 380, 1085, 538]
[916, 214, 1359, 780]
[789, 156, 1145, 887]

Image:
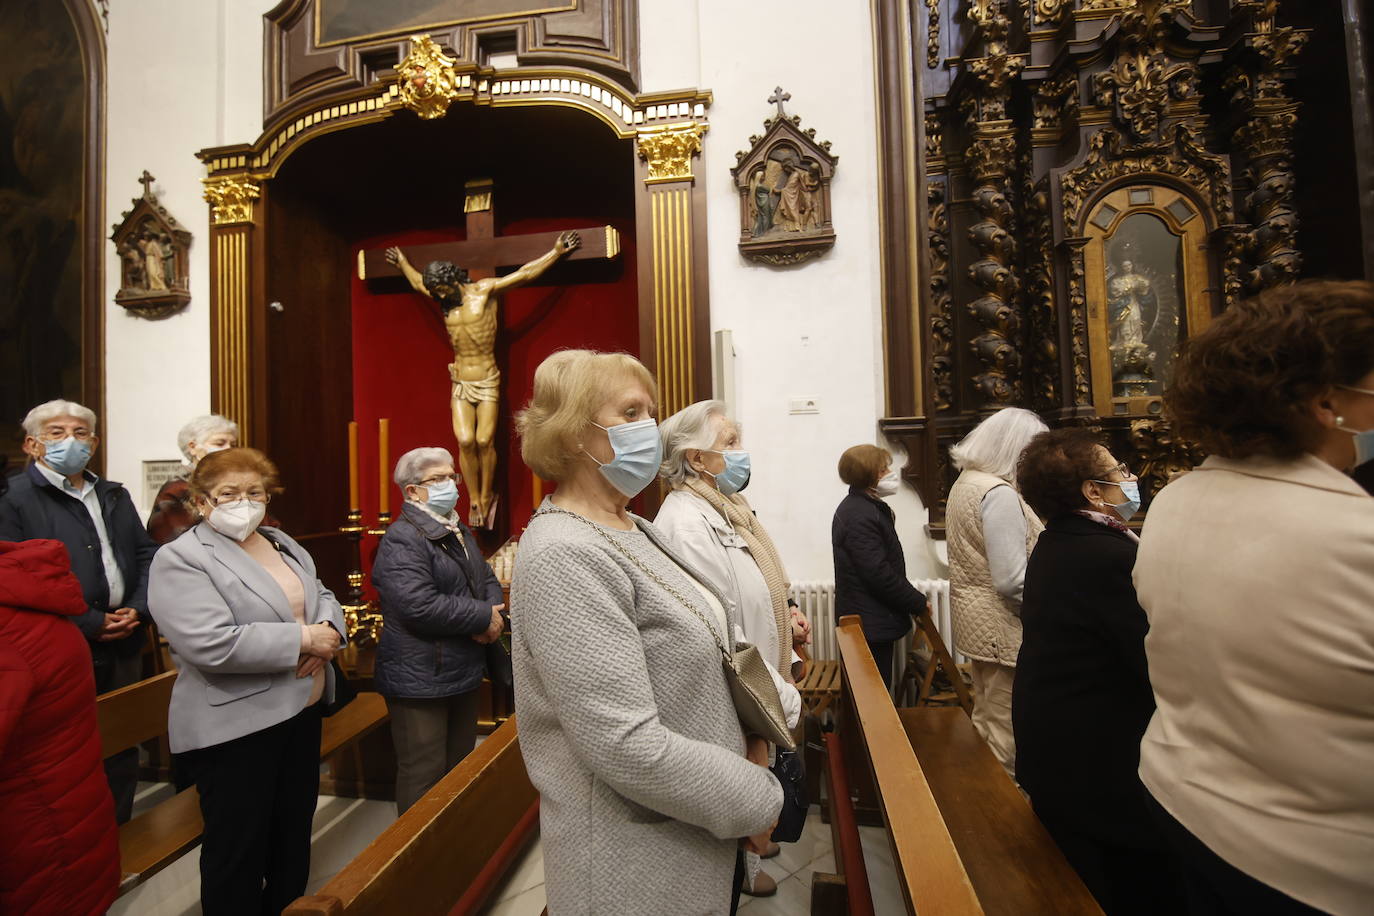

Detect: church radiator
[790, 578, 957, 665]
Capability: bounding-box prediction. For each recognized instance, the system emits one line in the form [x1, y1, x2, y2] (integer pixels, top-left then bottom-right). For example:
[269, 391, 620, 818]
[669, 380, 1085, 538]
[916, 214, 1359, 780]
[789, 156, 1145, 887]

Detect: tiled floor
[109, 791, 903, 915]
[485, 809, 905, 916]
[107, 782, 399, 916]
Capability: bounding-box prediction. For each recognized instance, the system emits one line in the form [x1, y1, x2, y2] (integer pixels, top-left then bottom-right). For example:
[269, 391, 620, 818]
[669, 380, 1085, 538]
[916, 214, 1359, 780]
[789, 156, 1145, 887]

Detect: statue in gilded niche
[748, 166, 773, 236]
[773, 161, 806, 231]
[1108, 259, 1160, 395]
[384, 231, 581, 528]
[139, 227, 169, 291]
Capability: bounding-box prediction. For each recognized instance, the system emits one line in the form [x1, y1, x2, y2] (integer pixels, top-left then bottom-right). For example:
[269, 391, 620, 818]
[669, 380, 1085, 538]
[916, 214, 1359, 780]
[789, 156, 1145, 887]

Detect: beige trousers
[970, 660, 1017, 781]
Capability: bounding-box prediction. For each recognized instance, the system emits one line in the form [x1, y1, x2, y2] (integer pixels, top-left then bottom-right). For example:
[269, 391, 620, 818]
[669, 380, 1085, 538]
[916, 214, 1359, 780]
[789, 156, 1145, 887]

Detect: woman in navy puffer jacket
[371, 447, 505, 813]
[0, 537, 120, 916]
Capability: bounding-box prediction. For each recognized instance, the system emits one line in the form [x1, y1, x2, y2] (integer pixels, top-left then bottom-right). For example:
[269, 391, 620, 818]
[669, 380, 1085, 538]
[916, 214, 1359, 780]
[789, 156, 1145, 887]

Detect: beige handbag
[535, 506, 795, 750]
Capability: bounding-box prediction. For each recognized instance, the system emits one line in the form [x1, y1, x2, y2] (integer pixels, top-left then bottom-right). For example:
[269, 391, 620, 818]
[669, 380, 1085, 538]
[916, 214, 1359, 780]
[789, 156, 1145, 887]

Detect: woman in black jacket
[1012, 428, 1183, 916]
[831, 445, 926, 687]
[371, 447, 506, 813]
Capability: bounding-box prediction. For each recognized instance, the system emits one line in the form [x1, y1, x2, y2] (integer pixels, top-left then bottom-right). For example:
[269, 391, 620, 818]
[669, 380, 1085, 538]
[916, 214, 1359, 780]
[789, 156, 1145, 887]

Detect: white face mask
[872, 471, 900, 498]
[208, 499, 266, 541]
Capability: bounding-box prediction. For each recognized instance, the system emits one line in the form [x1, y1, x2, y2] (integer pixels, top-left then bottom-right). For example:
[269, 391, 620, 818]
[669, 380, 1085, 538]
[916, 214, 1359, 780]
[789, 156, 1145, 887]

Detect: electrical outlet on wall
[789, 397, 820, 415]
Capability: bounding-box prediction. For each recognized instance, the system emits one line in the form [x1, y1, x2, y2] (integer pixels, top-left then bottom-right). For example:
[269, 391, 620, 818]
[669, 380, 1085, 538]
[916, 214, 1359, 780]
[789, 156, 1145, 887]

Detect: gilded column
[1228, 5, 1308, 291]
[963, 0, 1025, 409]
[635, 122, 709, 418]
[202, 175, 261, 443]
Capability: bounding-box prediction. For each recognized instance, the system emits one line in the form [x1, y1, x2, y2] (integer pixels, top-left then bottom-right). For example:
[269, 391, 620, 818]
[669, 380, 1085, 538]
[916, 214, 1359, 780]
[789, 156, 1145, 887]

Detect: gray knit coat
[510, 502, 784, 915]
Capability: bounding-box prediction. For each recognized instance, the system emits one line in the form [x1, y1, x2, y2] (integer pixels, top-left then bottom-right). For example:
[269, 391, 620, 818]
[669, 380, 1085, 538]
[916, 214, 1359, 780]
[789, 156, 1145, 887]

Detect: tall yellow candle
[378, 418, 391, 516]
[347, 421, 360, 512]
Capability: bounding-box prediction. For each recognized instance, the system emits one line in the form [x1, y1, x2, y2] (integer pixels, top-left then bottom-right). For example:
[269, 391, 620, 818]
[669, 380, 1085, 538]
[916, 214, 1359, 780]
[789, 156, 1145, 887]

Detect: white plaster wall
[95, 1, 936, 575]
[640, 0, 936, 581]
[102, 0, 266, 511]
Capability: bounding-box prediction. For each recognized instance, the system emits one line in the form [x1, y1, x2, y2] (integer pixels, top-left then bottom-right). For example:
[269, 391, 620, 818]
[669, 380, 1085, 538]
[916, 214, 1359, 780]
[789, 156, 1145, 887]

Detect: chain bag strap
[533, 505, 795, 750]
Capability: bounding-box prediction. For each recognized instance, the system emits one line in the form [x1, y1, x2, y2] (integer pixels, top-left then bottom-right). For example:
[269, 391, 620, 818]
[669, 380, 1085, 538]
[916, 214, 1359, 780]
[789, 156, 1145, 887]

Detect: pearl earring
[1336, 416, 1346, 426]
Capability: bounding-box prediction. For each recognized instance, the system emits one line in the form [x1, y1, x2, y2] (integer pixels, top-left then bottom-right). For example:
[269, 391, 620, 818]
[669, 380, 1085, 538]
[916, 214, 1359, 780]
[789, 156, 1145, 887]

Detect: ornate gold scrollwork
[202, 176, 261, 226]
[637, 122, 708, 183]
[1033, 72, 1079, 133]
[1129, 418, 1203, 501]
[396, 35, 460, 121]
[1089, 0, 1197, 143]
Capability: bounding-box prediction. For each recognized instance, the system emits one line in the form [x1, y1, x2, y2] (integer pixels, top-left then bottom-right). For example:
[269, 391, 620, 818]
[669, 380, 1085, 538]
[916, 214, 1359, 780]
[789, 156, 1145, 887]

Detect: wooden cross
[357, 178, 620, 282]
[139, 170, 156, 198]
[769, 87, 791, 118]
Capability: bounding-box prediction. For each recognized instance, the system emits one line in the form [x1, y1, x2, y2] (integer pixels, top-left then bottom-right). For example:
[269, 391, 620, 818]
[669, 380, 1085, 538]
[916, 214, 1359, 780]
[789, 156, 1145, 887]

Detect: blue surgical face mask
[1092, 477, 1141, 523]
[703, 449, 751, 496]
[589, 418, 662, 497]
[420, 479, 459, 516]
[1336, 385, 1374, 467]
[40, 436, 93, 476]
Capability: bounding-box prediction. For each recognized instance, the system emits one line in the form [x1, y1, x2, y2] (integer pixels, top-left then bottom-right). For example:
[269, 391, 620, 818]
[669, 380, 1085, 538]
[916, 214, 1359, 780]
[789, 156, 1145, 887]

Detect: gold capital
[636, 122, 709, 184]
[203, 176, 261, 226]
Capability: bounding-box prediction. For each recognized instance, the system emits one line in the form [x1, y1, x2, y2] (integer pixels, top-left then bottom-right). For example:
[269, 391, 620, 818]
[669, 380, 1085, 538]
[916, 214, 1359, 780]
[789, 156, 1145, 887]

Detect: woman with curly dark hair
[1135, 279, 1374, 916]
[1011, 428, 1182, 916]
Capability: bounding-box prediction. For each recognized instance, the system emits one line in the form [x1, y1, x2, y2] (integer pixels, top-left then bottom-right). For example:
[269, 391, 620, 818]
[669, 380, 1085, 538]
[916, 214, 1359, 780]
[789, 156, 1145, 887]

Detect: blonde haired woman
[511, 350, 782, 915]
[946, 407, 1047, 780]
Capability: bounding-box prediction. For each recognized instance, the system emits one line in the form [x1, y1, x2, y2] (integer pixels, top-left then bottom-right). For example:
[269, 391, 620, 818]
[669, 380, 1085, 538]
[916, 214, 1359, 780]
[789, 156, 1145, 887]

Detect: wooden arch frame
[1079, 179, 1217, 419]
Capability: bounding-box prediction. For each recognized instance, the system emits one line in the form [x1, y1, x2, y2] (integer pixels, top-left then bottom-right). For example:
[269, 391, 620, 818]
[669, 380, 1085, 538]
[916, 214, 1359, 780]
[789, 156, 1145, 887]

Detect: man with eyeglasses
[0, 399, 159, 823]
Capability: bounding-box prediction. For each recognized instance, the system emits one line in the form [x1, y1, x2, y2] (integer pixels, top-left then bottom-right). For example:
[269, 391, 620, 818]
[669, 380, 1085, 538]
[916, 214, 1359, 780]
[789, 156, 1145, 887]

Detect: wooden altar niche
[871, 0, 1372, 525]
[197, 0, 714, 603]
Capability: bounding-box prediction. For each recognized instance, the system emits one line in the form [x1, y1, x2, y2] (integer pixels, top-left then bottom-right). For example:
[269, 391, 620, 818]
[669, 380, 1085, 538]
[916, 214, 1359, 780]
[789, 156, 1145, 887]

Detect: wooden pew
[96, 672, 390, 895]
[820, 615, 1102, 915]
[285, 717, 538, 916]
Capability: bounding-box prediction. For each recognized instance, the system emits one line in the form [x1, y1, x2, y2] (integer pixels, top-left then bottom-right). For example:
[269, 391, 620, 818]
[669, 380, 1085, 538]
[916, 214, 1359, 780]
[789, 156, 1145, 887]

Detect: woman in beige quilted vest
[945, 407, 1047, 780]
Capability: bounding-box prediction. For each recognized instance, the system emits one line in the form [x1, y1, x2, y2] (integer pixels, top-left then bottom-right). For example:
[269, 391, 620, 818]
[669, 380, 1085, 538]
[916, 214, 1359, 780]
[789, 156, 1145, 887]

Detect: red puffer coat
[0, 539, 120, 916]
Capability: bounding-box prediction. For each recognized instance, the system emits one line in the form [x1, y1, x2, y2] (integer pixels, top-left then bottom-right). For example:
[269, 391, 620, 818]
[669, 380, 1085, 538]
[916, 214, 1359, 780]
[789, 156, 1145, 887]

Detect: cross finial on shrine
[768, 86, 791, 118]
[139, 170, 155, 198]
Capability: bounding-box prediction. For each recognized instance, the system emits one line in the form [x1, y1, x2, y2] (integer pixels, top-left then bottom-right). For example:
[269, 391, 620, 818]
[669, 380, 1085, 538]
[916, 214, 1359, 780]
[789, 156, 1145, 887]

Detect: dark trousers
[94, 652, 143, 823]
[386, 690, 481, 814]
[185, 705, 323, 916]
[1035, 807, 1187, 916]
[867, 639, 896, 689]
[1145, 791, 1326, 916]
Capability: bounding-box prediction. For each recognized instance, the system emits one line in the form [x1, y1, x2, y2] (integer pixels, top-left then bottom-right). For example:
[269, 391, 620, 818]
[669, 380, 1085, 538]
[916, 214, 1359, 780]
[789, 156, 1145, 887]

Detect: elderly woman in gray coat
[511, 350, 783, 916]
[371, 447, 505, 813]
[148, 447, 346, 916]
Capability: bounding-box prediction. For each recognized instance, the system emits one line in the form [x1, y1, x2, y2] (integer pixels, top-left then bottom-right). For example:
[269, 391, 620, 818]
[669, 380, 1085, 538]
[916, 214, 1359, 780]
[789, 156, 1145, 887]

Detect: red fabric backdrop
[349, 215, 638, 578]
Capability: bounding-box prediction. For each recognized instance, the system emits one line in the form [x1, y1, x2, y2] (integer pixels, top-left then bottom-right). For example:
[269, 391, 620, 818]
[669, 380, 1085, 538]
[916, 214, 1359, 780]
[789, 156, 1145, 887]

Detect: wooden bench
[797, 654, 842, 722]
[817, 615, 1102, 915]
[97, 671, 390, 895]
[284, 717, 538, 916]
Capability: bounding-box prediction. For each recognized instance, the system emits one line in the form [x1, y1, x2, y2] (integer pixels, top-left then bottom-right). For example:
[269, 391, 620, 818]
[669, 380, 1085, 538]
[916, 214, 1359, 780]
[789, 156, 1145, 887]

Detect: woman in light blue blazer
[148, 448, 346, 916]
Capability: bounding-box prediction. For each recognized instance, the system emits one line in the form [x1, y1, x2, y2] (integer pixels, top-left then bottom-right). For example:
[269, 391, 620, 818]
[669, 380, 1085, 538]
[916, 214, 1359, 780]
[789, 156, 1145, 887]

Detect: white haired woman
[946, 406, 1048, 780]
[512, 350, 783, 916]
[654, 400, 806, 898]
[370, 447, 505, 814]
[147, 414, 240, 544]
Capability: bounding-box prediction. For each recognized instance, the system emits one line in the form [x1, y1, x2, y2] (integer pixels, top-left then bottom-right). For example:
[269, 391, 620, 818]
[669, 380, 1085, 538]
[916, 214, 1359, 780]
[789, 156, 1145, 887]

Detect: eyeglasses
[41, 427, 94, 441]
[417, 473, 460, 487]
[1099, 461, 1132, 479]
[209, 490, 270, 506]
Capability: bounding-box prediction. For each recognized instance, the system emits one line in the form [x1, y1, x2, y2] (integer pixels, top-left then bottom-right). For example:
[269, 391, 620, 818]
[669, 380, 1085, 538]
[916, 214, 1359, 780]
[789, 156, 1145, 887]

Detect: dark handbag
[769, 747, 808, 843]
[485, 634, 514, 689]
[321, 658, 357, 717]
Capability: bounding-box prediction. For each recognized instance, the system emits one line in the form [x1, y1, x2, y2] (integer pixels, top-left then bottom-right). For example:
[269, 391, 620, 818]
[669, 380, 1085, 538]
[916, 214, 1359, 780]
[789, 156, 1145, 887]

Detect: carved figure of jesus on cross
[360, 178, 620, 528]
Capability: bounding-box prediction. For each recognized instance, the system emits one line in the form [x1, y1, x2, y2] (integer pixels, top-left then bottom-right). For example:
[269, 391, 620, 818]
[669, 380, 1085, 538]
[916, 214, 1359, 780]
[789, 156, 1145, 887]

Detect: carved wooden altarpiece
[872, 0, 1347, 524]
[730, 88, 838, 266]
[110, 171, 192, 319]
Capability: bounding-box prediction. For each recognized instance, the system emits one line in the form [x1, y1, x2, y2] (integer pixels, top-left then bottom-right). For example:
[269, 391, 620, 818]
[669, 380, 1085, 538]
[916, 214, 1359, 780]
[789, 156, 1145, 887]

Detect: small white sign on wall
[142, 460, 185, 511]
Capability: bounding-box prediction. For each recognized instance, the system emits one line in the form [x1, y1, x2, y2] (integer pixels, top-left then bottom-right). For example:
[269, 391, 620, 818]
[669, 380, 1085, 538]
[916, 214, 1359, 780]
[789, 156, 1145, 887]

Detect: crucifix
[359, 178, 621, 528]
